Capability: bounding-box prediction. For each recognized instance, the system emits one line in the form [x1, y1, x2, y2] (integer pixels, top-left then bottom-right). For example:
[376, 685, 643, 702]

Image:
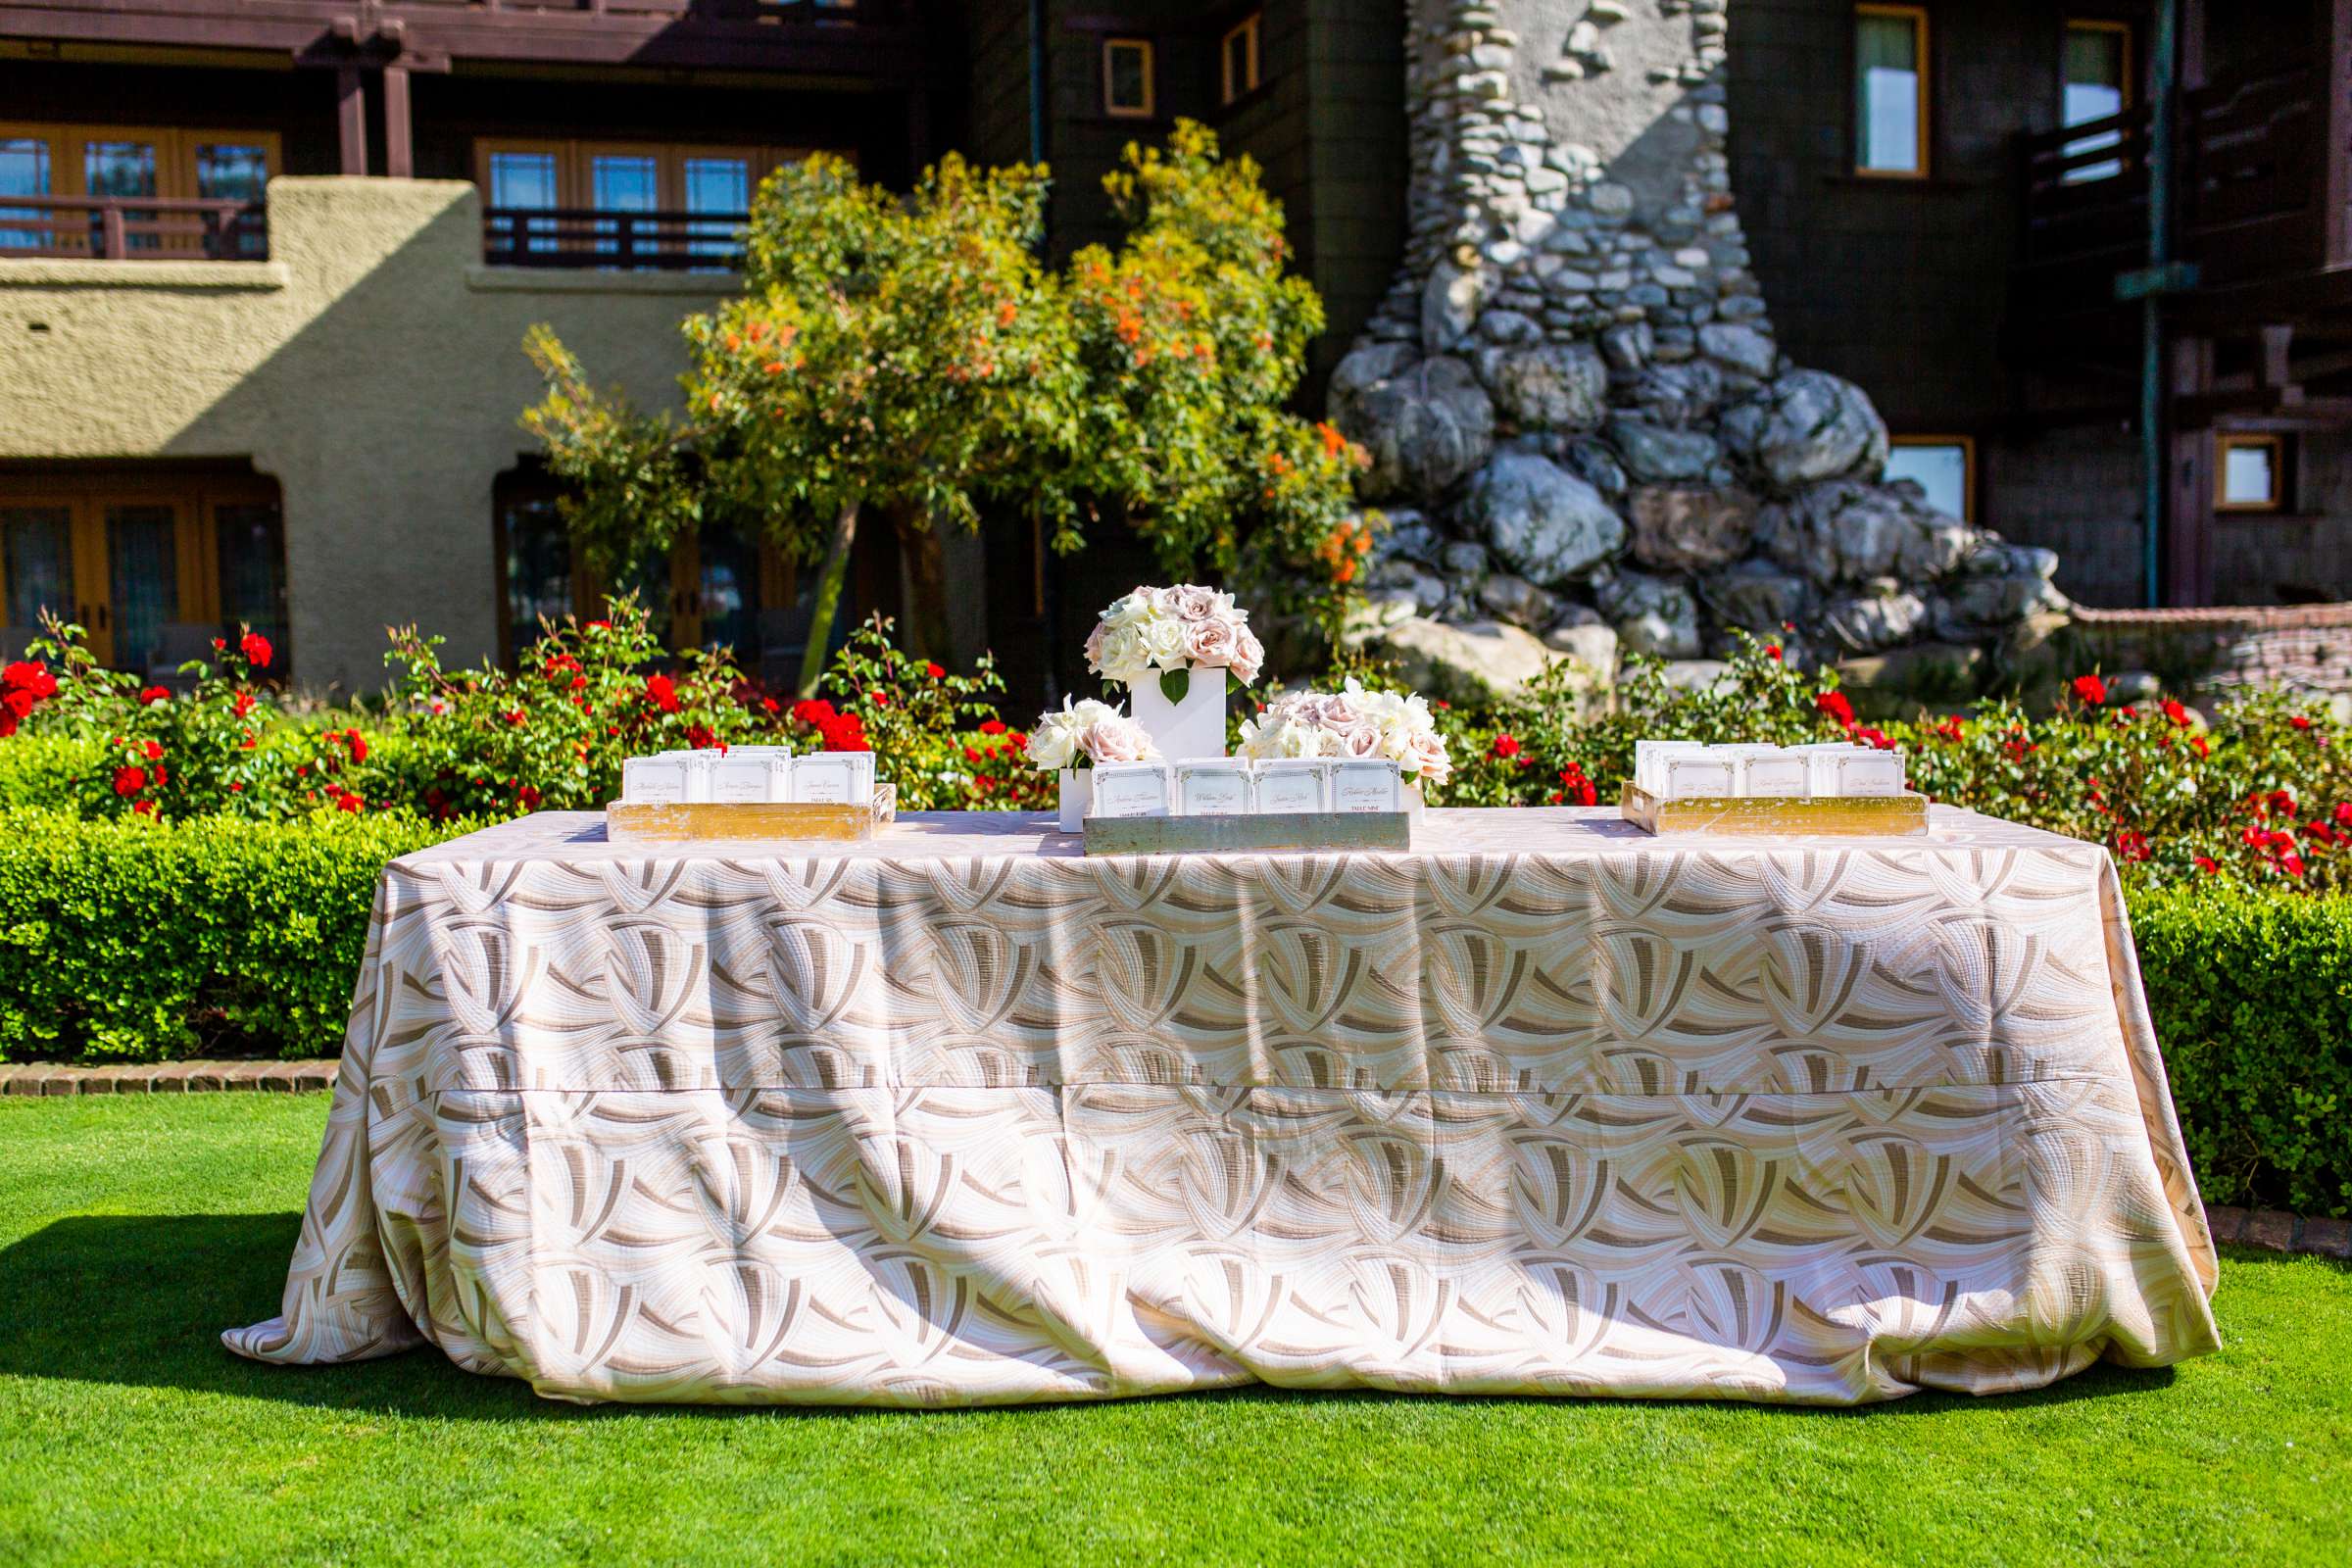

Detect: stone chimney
[1328, 0, 2066, 699]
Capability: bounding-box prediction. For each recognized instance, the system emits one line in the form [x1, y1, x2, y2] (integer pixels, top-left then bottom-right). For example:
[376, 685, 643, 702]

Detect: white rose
[1403, 727, 1451, 783]
[1098, 625, 1151, 686]
[1026, 717, 1077, 771]
[1079, 714, 1157, 764]
[1277, 719, 1331, 759]
[1140, 615, 1188, 670]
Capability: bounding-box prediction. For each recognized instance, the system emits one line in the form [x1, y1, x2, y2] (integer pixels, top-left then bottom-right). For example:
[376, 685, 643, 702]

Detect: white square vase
[1056, 768, 1085, 832]
[1130, 663, 1227, 761]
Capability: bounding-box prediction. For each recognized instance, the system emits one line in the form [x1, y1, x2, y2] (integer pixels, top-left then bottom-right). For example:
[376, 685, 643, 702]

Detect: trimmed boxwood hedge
[0, 807, 2341, 1217]
[0, 808, 461, 1062]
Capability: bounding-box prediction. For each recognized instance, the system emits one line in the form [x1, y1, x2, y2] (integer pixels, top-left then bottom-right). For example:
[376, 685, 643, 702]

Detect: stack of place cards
[1093, 758, 1406, 818]
[620, 746, 878, 807]
[1091, 762, 1173, 818]
[1634, 740, 1904, 799]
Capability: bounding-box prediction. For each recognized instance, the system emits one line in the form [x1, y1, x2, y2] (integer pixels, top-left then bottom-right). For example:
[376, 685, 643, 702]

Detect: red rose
[138, 685, 170, 707]
[113, 764, 147, 796]
[347, 730, 368, 763]
[232, 689, 255, 718]
[1814, 690, 1855, 728]
[131, 799, 156, 817]
[2194, 855, 2219, 874]
[2290, 714, 2314, 731]
[2071, 673, 2107, 707]
[925, 662, 945, 679]
[0, 689, 32, 720]
[1764, 644, 1783, 662]
[240, 631, 272, 669]
[978, 719, 1007, 737]
[644, 674, 679, 713]
[2279, 851, 2307, 878]
[2335, 803, 2352, 826]
[142, 739, 163, 761]
[2161, 698, 2189, 728]
[1491, 734, 1521, 760]
[2113, 830, 2150, 862]
[793, 698, 836, 727]
[337, 794, 362, 813]
[517, 784, 542, 809]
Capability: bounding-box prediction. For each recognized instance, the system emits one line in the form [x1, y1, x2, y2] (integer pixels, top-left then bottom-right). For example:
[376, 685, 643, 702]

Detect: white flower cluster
[1236, 679, 1452, 783]
[1024, 698, 1161, 771]
[1083, 584, 1264, 689]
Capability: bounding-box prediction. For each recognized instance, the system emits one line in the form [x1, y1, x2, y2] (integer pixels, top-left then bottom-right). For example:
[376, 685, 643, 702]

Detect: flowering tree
[522, 121, 1365, 694]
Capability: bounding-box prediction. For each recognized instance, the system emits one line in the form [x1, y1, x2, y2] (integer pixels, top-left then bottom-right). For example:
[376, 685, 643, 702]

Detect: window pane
[83, 141, 158, 199]
[590, 155, 660, 212]
[1107, 43, 1151, 113]
[194, 143, 269, 203]
[216, 501, 287, 661]
[0, 137, 52, 253]
[1886, 443, 1970, 519]
[501, 494, 573, 642]
[2223, 444, 2278, 507]
[681, 158, 750, 262]
[698, 527, 757, 656]
[489, 152, 562, 257]
[106, 504, 178, 673]
[1224, 25, 1256, 103]
[2, 506, 74, 635]
[1855, 13, 1922, 172]
[2063, 25, 2129, 182]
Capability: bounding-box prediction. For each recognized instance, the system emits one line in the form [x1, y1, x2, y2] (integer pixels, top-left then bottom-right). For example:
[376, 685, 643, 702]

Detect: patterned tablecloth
[223, 807, 2220, 1406]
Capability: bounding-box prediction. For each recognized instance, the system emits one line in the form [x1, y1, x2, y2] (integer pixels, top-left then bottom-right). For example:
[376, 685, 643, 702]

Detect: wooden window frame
[1102, 37, 1156, 120]
[1887, 433, 1977, 522]
[2216, 433, 2286, 514]
[2062, 18, 2134, 113]
[1852, 3, 1932, 179]
[0, 122, 279, 201]
[472, 140, 815, 212]
[1221, 14, 1262, 107]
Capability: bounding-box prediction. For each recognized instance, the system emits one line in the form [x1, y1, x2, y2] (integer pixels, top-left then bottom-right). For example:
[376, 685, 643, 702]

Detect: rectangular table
[225, 807, 2220, 1406]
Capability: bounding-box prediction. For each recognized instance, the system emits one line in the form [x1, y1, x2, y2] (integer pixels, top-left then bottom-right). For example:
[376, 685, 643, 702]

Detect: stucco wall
[0, 177, 722, 690]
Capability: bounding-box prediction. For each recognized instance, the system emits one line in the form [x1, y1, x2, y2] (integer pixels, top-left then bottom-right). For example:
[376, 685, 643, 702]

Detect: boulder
[1478, 571, 1558, 628]
[1369, 507, 1442, 564]
[1820, 588, 1929, 653]
[1595, 569, 1702, 659]
[1490, 343, 1609, 430]
[1625, 362, 1726, 427]
[1327, 351, 1495, 503]
[1834, 641, 1986, 704]
[1462, 451, 1626, 588]
[1628, 486, 1758, 574]
[1541, 614, 1619, 678]
[1757, 480, 1973, 587]
[1698, 322, 1778, 379]
[1563, 437, 1630, 500]
[1598, 320, 1653, 372]
[1698, 557, 1814, 632]
[1658, 660, 1736, 692]
[1994, 610, 2081, 694]
[1422, 261, 1490, 355]
[1367, 559, 1449, 614]
[1606, 416, 1720, 483]
[1720, 368, 1889, 490]
[1440, 539, 1491, 579]
[1373, 615, 1568, 705]
[1936, 571, 2069, 634]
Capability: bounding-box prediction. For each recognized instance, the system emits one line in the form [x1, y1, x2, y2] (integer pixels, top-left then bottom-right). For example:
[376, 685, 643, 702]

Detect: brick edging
[0, 1059, 336, 1096]
[2206, 1203, 2351, 1261]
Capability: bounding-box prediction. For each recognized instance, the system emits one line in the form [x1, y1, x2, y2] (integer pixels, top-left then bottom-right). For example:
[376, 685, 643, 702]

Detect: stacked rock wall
[1326, 0, 2066, 699]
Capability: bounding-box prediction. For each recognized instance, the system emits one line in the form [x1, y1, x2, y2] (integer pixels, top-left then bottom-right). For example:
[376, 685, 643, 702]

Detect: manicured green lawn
[0, 1095, 2345, 1567]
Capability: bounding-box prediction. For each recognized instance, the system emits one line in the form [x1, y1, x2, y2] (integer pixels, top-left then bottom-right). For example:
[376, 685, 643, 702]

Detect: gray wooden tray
[1082, 811, 1412, 856]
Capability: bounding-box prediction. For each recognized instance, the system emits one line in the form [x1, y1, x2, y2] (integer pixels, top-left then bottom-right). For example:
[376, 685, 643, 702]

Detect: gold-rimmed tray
[1620, 783, 1929, 837]
[606, 783, 898, 845]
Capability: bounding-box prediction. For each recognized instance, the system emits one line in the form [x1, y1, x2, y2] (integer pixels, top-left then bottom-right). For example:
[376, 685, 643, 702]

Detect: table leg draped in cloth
[223, 809, 2219, 1405]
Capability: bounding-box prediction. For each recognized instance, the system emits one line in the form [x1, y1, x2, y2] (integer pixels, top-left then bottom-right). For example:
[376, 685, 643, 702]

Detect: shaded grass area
[0, 1095, 2345, 1566]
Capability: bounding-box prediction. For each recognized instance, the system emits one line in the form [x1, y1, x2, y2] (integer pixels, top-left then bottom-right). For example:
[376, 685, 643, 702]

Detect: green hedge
[0, 808, 462, 1062]
[2129, 884, 2352, 1219]
[0, 808, 2343, 1217]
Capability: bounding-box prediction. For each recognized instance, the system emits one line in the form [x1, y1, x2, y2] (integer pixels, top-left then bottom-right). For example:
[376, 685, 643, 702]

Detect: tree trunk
[796, 500, 859, 697]
[895, 513, 956, 664]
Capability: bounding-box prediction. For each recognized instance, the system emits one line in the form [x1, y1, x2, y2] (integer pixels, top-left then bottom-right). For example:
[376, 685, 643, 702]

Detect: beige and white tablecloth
[224, 807, 2220, 1405]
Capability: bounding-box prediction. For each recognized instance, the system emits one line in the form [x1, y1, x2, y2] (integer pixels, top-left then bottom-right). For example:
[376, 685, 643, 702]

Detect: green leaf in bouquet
[1159, 667, 1191, 706]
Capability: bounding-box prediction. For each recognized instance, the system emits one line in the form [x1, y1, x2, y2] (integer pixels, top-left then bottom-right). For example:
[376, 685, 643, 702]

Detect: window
[1853, 5, 1930, 176]
[1103, 38, 1155, 119]
[0, 123, 276, 256]
[1886, 436, 1975, 521]
[2062, 20, 2132, 183]
[0, 468, 283, 676]
[2217, 434, 2286, 513]
[475, 140, 813, 268]
[1222, 15, 1262, 106]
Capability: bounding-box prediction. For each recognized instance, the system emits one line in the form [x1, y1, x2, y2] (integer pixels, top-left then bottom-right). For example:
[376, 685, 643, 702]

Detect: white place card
[1656, 753, 1737, 800]
[661, 750, 719, 803]
[1729, 746, 1808, 798]
[1252, 759, 1331, 814]
[621, 756, 691, 805]
[1833, 748, 1906, 797]
[1635, 741, 1709, 796]
[1091, 762, 1172, 818]
[1331, 759, 1402, 813]
[789, 750, 874, 805]
[1174, 760, 1251, 816]
[708, 752, 792, 804]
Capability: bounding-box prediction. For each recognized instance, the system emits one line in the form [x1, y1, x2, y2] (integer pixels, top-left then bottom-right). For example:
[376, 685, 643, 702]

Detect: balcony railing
[482, 207, 749, 270]
[0, 195, 267, 261]
[2017, 56, 2333, 311]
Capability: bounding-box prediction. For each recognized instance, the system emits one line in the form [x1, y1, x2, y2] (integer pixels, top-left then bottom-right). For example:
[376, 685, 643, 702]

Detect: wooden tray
[1620, 782, 1929, 837]
[606, 783, 897, 845]
[1083, 810, 1412, 857]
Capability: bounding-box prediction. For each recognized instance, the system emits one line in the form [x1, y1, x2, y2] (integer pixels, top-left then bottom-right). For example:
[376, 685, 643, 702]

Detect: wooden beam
[2324, 0, 2352, 267]
[2258, 322, 2304, 407]
[382, 61, 412, 177]
[2167, 335, 2216, 607]
[334, 62, 368, 175]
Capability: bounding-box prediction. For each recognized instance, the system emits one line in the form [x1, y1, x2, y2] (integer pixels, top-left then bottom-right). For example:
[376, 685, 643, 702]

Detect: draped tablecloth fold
[224, 808, 2219, 1405]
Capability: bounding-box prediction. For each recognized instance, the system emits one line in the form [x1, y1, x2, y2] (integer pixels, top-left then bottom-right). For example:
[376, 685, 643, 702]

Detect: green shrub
[0, 808, 466, 1063]
[2130, 883, 2352, 1217]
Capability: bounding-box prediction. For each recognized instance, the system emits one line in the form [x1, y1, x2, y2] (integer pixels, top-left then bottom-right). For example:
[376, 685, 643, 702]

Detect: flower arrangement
[1024, 699, 1161, 771]
[1237, 679, 1452, 784]
[1083, 584, 1264, 703]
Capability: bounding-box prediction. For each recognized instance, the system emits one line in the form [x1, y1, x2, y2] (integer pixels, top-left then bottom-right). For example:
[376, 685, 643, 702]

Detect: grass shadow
[0, 1212, 2228, 1424]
